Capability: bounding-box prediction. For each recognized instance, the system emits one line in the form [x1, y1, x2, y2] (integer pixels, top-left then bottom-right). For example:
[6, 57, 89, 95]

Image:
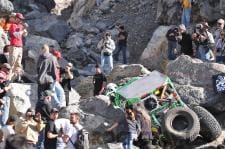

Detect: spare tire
[190, 105, 222, 141]
[162, 107, 200, 141]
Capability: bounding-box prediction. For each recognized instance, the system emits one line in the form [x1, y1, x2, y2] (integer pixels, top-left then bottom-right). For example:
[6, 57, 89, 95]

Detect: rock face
[0, 0, 14, 16]
[167, 55, 225, 113]
[109, 64, 150, 83]
[156, 0, 225, 25]
[140, 26, 171, 72]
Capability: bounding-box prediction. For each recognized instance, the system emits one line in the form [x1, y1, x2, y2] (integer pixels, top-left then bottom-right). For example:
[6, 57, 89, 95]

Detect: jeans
[101, 53, 113, 74]
[181, 8, 191, 28]
[57, 138, 65, 149]
[167, 40, 177, 60]
[123, 133, 137, 149]
[52, 81, 66, 108]
[198, 45, 207, 61]
[0, 96, 10, 127]
[114, 45, 127, 64]
[36, 128, 45, 149]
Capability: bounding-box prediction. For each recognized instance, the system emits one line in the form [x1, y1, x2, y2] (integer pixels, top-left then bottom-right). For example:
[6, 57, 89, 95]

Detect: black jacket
[179, 32, 193, 56]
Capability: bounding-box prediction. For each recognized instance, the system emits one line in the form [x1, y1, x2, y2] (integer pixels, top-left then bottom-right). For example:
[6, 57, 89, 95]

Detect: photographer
[215, 31, 225, 63]
[15, 108, 45, 149]
[193, 23, 215, 61]
[166, 26, 180, 60]
[97, 32, 115, 74]
[60, 62, 73, 106]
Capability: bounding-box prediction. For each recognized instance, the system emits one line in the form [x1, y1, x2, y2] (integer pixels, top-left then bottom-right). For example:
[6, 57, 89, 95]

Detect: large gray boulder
[156, 0, 225, 25]
[139, 26, 171, 72]
[166, 55, 225, 113]
[68, 0, 95, 29]
[109, 64, 150, 83]
[9, 83, 38, 115]
[0, 0, 14, 16]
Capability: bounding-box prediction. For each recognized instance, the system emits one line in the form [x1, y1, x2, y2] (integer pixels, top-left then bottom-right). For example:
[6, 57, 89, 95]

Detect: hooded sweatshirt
[37, 53, 57, 85]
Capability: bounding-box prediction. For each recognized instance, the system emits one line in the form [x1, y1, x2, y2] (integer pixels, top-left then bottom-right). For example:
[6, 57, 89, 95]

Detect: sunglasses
[217, 22, 222, 25]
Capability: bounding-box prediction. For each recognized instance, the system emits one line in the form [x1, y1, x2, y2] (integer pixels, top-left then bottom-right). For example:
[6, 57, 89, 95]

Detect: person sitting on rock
[97, 31, 116, 74]
[60, 62, 74, 106]
[93, 64, 107, 96]
[15, 108, 45, 148]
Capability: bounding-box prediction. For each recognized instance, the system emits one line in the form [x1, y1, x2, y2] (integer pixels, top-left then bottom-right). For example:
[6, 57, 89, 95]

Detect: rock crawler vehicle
[106, 71, 222, 145]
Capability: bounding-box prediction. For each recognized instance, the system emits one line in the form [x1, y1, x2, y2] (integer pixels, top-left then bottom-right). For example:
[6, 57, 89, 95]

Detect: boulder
[66, 33, 84, 49]
[109, 64, 151, 83]
[139, 26, 171, 72]
[166, 55, 225, 113]
[0, 0, 14, 16]
[68, 88, 81, 105]
[47, 22, 70, 42]
[51, 0, 75, 15]
[35, 0, 55, 12]
[75, 76, 94, 98]
[68, 0, 95, 29]
[9, 83, 38, 115]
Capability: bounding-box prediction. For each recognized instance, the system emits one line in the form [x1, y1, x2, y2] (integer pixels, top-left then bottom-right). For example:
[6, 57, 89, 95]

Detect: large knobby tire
[190, 105, 222, 141]
[162, 107, 200, 141]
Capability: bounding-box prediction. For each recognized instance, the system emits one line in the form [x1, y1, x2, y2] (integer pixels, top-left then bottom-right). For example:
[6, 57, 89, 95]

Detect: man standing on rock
[166, 26, 179, 60]
[97, 31, 115, 74]
[114, 25, 128, 64]
[93, 64, 107, 96]
[8, 13, 28, 81]
[37, 44, 59, 105]
[180, 0, 192, 28]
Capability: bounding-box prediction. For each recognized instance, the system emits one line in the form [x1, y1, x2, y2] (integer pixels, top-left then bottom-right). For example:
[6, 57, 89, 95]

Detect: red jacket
[9, 23, 24, 47]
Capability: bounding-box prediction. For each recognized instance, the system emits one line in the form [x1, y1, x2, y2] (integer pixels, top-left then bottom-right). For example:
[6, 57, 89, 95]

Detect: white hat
[179, 24, 186, 31]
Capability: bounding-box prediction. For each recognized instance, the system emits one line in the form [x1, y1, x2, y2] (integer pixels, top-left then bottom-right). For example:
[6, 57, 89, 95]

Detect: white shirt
[66, 123, 83, 149]
[2, 125, 15, 139]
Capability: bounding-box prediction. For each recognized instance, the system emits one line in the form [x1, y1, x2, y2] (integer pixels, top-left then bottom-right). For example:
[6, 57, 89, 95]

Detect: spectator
[180, 0, 192, 28]
[8, 13, 28, 81]
[0, 70, 11, 127]
[60, 62, 74, 106]
[52, 50, 66, 109]
[134, 105, 153, 149]
[215, 31, 225, 62]
[0, 18, 9, 52]
[35, 90, 53, 123]
[0, 45, 10, 65]
[5, 134, 27, 149]
[44, 108, 61, 149]
[114, 25, 128, 64]
[0, 129, 4, 148]
[0, 63, 11, 80]
[93, 64, 107, 96]
[2, 115, 17, 139]
[214, 19, 225, 44]
[15, 108, 45, 148]
[37, 44, 59, 106]
[178, 24, 193, 56]
[97, 32, 116, 74]
[106, 108, 140, 149]
[166, 26, 179, 60]
[63, 111, 83, 149]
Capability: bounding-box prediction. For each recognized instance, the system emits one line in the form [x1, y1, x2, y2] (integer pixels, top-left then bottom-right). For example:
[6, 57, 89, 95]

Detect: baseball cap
[15, 13, 25, 20]
[52, 50, 62, 59]
[50, 108, 59, 113]
[41, 90, 53, 97]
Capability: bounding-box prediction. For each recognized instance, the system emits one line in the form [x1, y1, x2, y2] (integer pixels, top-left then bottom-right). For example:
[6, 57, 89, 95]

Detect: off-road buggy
[106, 71, 222, 145]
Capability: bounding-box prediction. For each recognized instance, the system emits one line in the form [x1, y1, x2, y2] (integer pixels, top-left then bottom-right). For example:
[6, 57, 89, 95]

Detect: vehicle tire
[190, 105, 222, 141]
[162, 107, 200, 141]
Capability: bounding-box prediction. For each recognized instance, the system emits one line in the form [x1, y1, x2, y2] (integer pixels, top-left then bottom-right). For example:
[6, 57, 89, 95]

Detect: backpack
[70, 128, 89, 149]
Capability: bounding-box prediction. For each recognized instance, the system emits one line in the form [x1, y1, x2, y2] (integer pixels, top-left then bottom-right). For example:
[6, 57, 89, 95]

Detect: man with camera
[15, 108, 45, 149]
[97, 31, 115, 74]
[166, 26, 179, 60]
